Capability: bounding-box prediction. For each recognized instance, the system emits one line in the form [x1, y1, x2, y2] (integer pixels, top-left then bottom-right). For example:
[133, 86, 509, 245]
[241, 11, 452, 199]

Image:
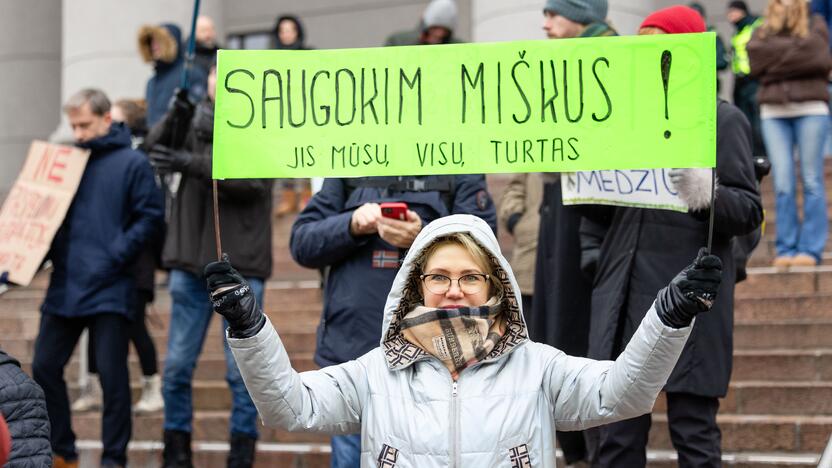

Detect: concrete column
[53, 0, 224, 142]
[0, 2, 61, 195]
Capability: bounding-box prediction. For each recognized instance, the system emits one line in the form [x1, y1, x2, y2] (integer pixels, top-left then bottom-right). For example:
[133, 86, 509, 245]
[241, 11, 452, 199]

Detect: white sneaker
[71, 374, 102, 412]
[134, 374, 164, 414]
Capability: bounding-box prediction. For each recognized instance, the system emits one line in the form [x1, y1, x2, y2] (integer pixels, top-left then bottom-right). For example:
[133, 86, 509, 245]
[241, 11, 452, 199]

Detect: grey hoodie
[228, 214, 692, 467]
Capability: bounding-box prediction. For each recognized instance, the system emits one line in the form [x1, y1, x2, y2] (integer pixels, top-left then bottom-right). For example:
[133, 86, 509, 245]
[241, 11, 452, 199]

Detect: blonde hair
[760, 0, 809, 38]
[412, 232, 504, 300]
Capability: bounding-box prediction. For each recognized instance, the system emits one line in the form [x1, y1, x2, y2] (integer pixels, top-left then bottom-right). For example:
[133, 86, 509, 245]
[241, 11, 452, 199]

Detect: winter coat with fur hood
[138, 23, 207, 126]
[229, 214, 694, 467]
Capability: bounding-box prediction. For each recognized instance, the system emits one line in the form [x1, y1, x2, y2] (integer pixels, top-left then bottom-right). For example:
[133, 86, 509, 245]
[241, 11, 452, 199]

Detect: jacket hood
[77, 122, 132, 154]
[138, 23, 181, 66]
[380, 214, 528, 370]
[273, 15, 306, 49]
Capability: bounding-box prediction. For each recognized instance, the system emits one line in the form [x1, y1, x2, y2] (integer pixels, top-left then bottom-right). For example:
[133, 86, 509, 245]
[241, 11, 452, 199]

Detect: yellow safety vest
[732, 18, 764, 75]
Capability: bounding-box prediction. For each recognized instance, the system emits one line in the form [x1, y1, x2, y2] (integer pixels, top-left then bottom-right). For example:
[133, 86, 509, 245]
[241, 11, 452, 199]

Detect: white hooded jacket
[228, 214, 692, 467]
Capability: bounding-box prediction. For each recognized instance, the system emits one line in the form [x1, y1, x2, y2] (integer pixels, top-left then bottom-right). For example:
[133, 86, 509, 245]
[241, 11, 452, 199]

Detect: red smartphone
[380, 202, 408, 221]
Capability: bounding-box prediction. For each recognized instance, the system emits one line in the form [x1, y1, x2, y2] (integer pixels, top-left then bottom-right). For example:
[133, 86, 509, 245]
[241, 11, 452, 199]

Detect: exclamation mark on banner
[661, 50, 672, 139]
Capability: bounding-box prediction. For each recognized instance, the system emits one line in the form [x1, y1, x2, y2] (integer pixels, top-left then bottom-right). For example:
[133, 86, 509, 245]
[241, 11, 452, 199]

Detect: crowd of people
[0, 0, 829, 467]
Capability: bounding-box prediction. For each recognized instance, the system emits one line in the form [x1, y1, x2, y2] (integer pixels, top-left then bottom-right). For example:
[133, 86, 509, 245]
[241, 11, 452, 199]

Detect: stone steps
[70, 410, 832, 453]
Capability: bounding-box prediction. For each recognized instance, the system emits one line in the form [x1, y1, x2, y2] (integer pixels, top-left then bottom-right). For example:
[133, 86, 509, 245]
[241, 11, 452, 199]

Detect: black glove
[506, 213, 522, 235]
[148, 144, 192, 174]
[169, 88, 195, 123]
[655, 248, 723, 328]
[204, 254, 266, 339]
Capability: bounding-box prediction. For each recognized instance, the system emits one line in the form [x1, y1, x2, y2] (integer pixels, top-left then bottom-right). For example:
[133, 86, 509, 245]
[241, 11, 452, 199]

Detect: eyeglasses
[419, 273, 490, 295]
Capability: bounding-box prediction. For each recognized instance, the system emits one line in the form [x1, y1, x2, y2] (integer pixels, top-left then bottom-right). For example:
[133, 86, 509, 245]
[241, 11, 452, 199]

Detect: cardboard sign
[0, 141, 90, 286]
[561, 170, 687, 212]
[213, 33, 716, 179]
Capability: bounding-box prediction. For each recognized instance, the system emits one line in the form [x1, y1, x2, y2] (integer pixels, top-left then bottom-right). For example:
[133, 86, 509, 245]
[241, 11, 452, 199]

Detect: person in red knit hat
[587, 5, 764, 468]
[639, 4, 706, 34]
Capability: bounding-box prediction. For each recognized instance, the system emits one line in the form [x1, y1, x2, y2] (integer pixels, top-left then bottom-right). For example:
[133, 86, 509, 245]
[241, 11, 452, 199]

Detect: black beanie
[728, 0, 749, 12]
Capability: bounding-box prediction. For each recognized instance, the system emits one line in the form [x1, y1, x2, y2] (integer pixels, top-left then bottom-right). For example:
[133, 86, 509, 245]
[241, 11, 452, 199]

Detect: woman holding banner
[204, 214, 722, 467]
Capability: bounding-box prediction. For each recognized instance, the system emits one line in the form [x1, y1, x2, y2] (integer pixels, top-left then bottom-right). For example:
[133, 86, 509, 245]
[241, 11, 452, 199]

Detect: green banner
[213, 33, 716, 179]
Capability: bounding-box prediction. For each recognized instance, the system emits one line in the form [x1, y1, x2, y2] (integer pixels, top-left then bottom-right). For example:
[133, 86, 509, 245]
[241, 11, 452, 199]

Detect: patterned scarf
[400, 298, 505, 379]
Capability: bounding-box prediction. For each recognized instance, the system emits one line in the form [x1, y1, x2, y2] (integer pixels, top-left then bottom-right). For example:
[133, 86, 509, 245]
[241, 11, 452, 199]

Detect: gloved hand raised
[204, 254, 266, 339]
[169, 88, 195, 123]
[148, 144, 192, 174]
[655, 248, 722, 328]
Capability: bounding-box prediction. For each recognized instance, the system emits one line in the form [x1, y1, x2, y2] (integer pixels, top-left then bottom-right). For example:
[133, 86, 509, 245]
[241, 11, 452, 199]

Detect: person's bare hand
[350, 203, 381, 236]
[378, 210, 423, 248]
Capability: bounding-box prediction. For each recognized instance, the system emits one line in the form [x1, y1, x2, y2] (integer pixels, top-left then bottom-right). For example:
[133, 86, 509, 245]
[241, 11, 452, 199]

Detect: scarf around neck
[400, 298, 505, 379]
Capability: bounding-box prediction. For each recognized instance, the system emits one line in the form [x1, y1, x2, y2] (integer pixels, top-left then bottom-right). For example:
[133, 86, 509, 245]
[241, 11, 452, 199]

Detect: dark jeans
[32, 312, 131, 466]
[162, 269, 262, 437]
[596, 392, 721, 468]
[88, 290, 158, 376]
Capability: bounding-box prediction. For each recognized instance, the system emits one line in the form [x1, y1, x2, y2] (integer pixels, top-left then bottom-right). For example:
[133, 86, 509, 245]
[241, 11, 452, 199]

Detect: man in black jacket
[0, 349, 52, 467]
[147, 64, 273, 468]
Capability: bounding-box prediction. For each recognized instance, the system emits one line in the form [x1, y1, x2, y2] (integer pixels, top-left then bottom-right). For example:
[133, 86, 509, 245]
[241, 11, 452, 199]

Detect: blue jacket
[42, 123, 165, 319]
[290, 176, 497, 367]
[145, 24, 207, 127]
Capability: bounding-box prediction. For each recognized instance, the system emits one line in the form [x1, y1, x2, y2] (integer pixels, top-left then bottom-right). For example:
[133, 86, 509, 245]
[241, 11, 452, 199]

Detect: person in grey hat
[385, 0, 462, 46]
[542, 0, 613, 38]
[534, 0, 616, 467]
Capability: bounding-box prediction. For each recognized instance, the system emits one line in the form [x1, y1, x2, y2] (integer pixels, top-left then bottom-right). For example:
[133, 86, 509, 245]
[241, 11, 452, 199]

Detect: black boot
[162, 430, 193, 468]
[227, 433, 257, 468]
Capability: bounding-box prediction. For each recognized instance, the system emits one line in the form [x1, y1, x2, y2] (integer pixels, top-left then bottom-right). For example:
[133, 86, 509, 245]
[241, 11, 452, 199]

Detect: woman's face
[278, 20, 299, 46]
[421, 243, 491, 309]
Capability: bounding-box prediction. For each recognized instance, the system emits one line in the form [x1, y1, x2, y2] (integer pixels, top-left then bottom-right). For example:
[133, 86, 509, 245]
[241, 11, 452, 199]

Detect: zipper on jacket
[450, 380, 459, 468]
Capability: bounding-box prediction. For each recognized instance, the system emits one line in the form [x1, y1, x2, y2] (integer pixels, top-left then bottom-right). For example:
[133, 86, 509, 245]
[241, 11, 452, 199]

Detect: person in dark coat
[72, 97, 165, 416]
[191, 16, 220, 77]
[138, 23, 207, 127]
[32, 88, 165, 468]
[584, 7, 764, 467]
[0, 348, 52, 467]
[146, 65, 273, 468]
[290, 176, 496, 466]
[534, 0, 617, 464]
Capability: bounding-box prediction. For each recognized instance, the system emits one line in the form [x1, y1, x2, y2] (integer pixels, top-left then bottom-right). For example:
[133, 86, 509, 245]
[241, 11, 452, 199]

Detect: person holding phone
[290, 176, 495, 466]
[208, 214, 722, 467]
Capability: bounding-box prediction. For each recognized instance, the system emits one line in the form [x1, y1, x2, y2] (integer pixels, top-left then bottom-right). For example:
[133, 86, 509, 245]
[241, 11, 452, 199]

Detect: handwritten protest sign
[213, 33, 716, 179]
[561, 170, 687, 212]
[0, 141, 90, 286]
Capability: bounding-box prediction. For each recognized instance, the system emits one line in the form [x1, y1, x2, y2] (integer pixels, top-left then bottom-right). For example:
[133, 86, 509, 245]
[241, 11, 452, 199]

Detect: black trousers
[596, 392, 721, 468]
[32, 312, 132, 466]
[89, 291, 158, 376]
[733, 78, 766, 157]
